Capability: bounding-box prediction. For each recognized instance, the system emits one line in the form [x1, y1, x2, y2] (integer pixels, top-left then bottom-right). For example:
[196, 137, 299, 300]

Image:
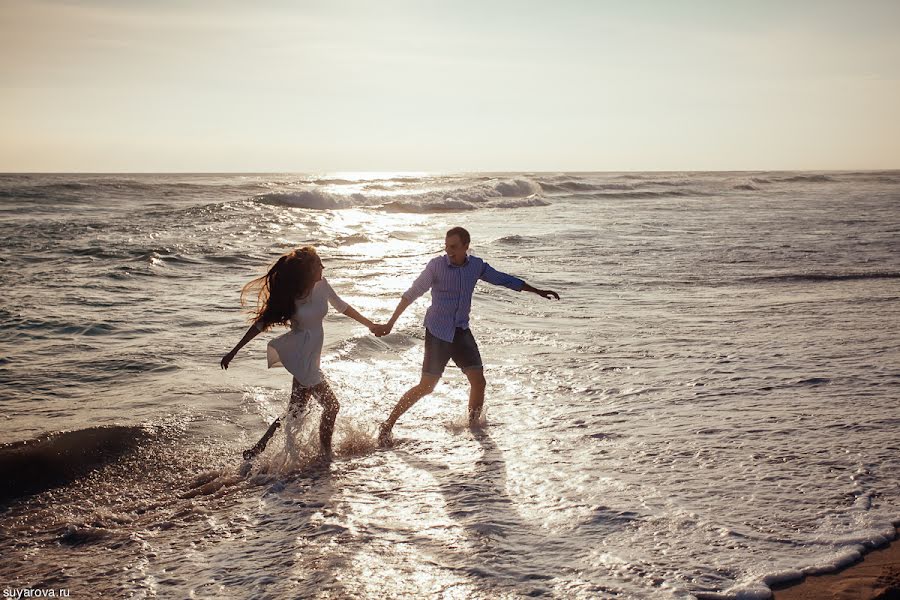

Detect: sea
[1, 171, 898, 599]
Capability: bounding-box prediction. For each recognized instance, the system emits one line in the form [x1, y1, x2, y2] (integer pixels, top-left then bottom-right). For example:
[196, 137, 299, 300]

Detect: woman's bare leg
[313, 380, 340, 454]
[288, 379, 313, 416]
[243, 419, 281, 460]
[243, 379, 311, 460]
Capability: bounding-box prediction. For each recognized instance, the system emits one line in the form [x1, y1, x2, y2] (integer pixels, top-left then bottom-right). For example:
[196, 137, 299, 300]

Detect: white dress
[265, 278, 348, 387]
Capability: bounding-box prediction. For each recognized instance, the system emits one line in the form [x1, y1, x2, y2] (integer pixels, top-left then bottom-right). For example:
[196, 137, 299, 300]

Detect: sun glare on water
[326, 171, 432, 182]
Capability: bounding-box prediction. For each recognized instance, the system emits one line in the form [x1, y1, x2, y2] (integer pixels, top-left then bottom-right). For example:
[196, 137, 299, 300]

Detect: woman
[221, 247, 378, 460]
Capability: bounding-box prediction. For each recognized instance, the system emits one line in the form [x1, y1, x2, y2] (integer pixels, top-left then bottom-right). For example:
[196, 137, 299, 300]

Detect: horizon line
[2, 168, 899, 176]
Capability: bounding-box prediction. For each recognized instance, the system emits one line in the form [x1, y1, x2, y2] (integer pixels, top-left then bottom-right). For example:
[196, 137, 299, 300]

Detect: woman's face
[313, 257, 324, 282]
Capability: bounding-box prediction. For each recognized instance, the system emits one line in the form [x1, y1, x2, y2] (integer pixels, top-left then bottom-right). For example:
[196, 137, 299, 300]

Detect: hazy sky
[2, 0, 899, 172]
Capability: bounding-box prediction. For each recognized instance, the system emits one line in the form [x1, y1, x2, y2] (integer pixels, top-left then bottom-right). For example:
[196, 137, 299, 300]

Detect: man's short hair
[446, 226, 470, 246]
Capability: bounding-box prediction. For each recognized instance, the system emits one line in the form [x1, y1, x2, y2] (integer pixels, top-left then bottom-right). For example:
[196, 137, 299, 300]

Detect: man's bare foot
[377, 422, 393, 447]
[312, 449, 333, 464]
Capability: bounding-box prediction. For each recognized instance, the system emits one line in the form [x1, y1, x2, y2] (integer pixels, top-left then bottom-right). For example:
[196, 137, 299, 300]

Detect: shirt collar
[443, 253, 470, 268]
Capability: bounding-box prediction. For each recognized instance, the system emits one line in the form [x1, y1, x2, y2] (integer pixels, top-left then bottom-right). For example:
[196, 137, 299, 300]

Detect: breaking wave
[254, 178, 546, 212]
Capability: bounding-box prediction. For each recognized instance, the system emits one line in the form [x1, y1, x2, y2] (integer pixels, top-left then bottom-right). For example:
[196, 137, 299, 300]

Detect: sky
[2, 0, 899, 172]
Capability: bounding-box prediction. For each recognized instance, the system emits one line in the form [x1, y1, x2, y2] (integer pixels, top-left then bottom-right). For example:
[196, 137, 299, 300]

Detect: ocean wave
[135, 250, 203, 266]
[255, 190, 374, 210]
[0, 425, 153, 503]
[298, 174, 434, 188]
[254, 178, 546, 212]
[493, 234, 542, 246]
[537, 176, 699, 194]
[58, 524, 120, 547]
[586, 189, 709, 200]
[539, 180, 636, 193]
[333, 233, 371, 245]
[739, 174, 824, 187]
[63, 245, 204, 266]
[69, 246, 132, 260]
[494, 178, 542, 197]
[772, 174, 836, 183]
[306, 178, 358, 186]
[0, 178, 269, 202]
[105, 265, 162, 279]
[380, 198, 478, 212]
[649, 179, 694, 187]
[490, 196, 550, 209]
[614, 174, 692, 185]
[0, 310, 117, 338]
[0, 185, 94, 203]
[203, 253, 260, 265]
[381, 195, 549, 213]
[744, 271, 900, 284]
[832, 171, 900, 184]
[407, 177, 542, 204]
[648, 271, 900, 289]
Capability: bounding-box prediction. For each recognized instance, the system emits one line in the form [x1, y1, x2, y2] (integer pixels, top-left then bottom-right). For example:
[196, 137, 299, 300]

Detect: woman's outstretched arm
[221, 322, 264, 369]
[342, 306, 379, 334]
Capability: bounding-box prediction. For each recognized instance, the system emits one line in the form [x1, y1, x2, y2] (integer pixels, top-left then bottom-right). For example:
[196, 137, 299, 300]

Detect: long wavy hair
[241, 247, 320, 330]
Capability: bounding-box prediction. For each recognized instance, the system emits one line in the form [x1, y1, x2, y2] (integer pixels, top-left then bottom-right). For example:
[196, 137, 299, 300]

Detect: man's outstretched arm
[520, 282, 560, 300]
[481, 262, 560, 300]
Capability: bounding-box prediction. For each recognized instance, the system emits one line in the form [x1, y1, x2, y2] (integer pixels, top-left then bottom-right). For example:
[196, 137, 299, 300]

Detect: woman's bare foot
[377, 422, 393, 447]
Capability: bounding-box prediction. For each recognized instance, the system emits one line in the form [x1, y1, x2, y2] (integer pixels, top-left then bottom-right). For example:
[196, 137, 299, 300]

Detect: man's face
[444, 234, 469, 264]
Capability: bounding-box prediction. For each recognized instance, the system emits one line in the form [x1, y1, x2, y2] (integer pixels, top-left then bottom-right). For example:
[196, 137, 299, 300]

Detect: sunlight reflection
[327, 171, 431, 182]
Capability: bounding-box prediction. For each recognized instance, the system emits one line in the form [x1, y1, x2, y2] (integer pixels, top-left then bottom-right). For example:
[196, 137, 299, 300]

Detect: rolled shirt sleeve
[479, 262, 524, 291]
[402, 259, 436, 302]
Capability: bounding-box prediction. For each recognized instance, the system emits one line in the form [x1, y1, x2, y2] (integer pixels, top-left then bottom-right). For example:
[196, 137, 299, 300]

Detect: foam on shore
[772, 526, 900, 600]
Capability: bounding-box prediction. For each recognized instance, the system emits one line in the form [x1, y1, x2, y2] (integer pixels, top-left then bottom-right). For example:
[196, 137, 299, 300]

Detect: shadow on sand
[395, 426, 571, 596]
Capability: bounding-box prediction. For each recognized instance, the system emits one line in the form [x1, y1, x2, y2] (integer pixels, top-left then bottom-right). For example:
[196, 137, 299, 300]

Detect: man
[374, 226, 559, 446]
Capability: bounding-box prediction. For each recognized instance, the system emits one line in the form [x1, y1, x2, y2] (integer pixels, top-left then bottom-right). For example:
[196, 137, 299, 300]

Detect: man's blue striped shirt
[402, 254, 524, 342]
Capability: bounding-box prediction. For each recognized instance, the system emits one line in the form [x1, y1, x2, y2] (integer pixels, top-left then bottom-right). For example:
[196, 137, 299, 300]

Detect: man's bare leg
[465, 368, 486, 426]
[379, 373, 440, 445]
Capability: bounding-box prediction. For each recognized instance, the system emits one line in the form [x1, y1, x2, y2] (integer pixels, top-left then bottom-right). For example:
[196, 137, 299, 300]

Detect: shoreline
[772, 526, 900, 600]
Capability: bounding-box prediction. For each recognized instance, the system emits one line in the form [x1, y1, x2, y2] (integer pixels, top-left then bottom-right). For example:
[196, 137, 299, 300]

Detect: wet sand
[773, 527, 900, 600]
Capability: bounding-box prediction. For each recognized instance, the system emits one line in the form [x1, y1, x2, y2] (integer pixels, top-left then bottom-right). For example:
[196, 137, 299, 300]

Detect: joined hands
[368, 323, 392, 337]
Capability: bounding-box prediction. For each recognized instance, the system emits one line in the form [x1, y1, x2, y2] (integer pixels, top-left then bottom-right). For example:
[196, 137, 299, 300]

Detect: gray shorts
[423, 328, 483, 377]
